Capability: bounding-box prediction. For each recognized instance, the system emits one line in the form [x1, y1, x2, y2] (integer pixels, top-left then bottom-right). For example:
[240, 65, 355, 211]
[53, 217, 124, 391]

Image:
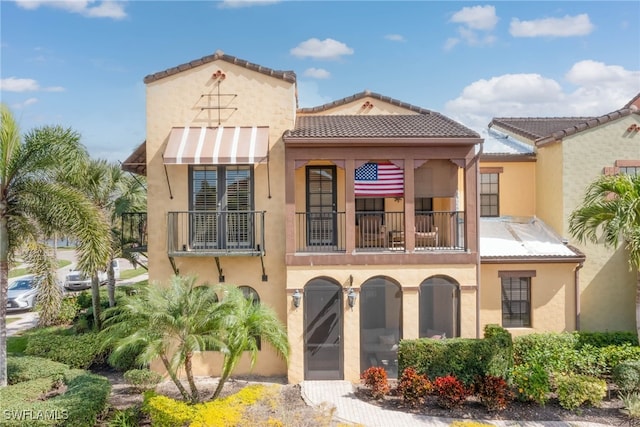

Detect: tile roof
[298, 90, 432, 115]
[480, 217, 584, 260]
[490, 106, 639, 146]
[285, 114, 480, 139]
[625, 92, 640, 109]
[143, 50, 296, 84]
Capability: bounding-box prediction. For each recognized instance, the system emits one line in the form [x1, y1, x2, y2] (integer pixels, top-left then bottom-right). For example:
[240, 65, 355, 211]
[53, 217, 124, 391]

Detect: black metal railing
[167, 210, 265, 256]
[121, 212, 147, 252]
[414, 211, 465, 250]
[295, 212, 346, 252]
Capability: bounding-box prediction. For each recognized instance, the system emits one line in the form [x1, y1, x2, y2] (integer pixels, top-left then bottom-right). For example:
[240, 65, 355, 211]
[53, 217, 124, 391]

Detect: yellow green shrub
[450, 422, 496, 427]
[144, 393, 195, 427]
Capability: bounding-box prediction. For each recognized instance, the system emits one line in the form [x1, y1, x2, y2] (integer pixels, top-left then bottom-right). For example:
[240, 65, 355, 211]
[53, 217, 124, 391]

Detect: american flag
[354, 162, 404, 197]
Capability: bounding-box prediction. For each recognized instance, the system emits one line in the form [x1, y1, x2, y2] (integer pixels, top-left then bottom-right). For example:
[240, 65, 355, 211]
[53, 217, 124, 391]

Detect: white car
[7, 276, 39, 311]
[64, 270, 107, 291]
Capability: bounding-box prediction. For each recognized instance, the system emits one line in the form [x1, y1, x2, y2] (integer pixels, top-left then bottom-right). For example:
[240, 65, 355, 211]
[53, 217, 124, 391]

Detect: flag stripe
[355, 162, 404, 197]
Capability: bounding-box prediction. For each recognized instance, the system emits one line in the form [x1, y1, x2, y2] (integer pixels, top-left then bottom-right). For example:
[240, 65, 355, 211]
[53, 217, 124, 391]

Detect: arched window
[360, 276, 402, 377]
[419, 276, 459, 339]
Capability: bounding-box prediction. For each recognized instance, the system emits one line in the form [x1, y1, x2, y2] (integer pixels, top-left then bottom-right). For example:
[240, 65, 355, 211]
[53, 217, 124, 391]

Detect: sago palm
[212, 286, 290, 399]
[569, 173, 640, 341]
[100, 275, 227, 403]
[0, 104, 111, 386]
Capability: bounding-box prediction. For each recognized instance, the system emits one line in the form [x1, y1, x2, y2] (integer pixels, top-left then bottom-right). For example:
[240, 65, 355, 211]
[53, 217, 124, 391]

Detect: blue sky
[2, 1, 639, 163]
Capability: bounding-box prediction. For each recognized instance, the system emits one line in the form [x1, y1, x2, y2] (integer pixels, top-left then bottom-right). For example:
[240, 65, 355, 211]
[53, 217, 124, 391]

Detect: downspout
[475, 140, 484, 338]
[575, 261, 584, 331]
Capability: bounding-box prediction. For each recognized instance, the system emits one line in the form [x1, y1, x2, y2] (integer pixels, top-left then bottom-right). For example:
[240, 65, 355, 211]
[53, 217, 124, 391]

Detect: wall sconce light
[347, 288, 357, 310]
[292, 289, 301, 309]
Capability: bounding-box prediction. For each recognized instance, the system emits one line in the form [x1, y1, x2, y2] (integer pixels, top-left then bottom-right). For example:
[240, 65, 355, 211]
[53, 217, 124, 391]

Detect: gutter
[575, 261, 584, 331]
[474, 140, 484, 338]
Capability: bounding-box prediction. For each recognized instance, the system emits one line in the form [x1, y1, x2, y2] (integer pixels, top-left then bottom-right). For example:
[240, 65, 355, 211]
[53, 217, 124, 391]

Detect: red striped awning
[163, 126, 269, 165]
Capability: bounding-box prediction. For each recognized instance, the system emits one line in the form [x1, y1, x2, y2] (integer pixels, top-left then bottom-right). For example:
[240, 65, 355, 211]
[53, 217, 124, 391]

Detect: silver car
[7, 276, 39, 312]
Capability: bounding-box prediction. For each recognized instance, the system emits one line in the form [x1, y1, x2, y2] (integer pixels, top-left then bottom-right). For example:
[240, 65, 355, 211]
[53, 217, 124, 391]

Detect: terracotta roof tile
[143, 50, 296, 84]
[298, 90, 432, 115]
[285, 114, 479, 139]
[490, 106, 639, 146]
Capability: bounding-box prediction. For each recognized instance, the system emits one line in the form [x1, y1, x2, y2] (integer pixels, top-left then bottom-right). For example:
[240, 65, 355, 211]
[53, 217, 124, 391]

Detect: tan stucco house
[123, 51, 636, 383]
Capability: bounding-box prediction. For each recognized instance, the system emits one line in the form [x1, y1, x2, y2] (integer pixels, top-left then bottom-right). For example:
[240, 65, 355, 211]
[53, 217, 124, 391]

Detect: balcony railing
[294, 210, 465, 253]
[295, 212, 346, 252]
[121, 212, 148, 252]
[168, 210, 265, 256]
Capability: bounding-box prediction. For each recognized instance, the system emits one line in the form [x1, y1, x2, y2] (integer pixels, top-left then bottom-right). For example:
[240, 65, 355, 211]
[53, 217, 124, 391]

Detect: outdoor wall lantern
[292, 289, 302, 309]
[347, 287, 357, 310]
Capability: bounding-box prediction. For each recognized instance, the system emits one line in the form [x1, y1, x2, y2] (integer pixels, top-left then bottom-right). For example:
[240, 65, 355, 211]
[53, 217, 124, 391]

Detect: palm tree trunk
[184, 352, 199, 403]
[91, 274, 102, 330]
[160, 354, 190, 402]
[636, 270, 640, 344]
[0, 204, 9, 387]
[107, 257, 115, 307]
[212, 354, 239, 400]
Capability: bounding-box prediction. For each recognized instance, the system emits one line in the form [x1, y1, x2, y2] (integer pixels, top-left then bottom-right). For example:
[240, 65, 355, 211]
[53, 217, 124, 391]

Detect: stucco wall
[286, 264, 478, 383]
[145, 59, 296, 377]
[560, 115, 640, 331]
[481, 161, 535, 217]
[480, 262, 578, 336]
[300, 96, 423, 116]
[535, 143, 564, 236]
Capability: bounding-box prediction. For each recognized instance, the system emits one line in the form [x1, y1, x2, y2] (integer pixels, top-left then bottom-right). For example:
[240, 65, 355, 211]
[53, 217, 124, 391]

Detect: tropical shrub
[613, 360, 640, 393]
[397, 367, 431, 407]
[7, 356, 67, 385]
[511, 363, 550, 405]
[25, 331, 103, 369]
[124, 368, 163, 392]
[361, 366, 390, 399]
[554, 373, 606, 410]
[433, 375, 468, 409]
[575, 331, 638, 347]
[475, 375, 513, 412]
[513, 333, 577, 374]
[56, 296, 80, 325]
[620, 392, 640, 422]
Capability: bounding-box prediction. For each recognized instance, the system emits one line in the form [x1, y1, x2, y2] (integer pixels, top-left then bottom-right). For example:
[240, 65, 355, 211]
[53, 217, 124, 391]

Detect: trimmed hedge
[398, 325, 512, 385]
[575, 331, 638, 348]
[1, 362, 110, 427]
[7, 356, 68, 385]
[513, 332, 578, 374]
[25, 332, 104, 369]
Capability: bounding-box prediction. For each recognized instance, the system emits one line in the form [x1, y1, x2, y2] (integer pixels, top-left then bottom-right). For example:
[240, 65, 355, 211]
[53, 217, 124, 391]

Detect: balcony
[294, 211, 465, 253]
[121, 212, 148, 252]
[167, 210, 265, 257]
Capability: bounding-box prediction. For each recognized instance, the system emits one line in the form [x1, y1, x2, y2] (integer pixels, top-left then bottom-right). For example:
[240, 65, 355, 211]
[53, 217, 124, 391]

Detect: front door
[304, 279, 343, 380]
[306, 166, 337, 247]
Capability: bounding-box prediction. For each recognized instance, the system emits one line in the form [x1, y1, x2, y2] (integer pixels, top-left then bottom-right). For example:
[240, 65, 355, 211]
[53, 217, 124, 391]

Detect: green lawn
[119, 268, 147, 280]
[9, 259, 72, 278]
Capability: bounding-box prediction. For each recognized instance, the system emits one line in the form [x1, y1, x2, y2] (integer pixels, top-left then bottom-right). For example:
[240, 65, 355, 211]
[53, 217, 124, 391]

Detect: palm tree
[211, 286, 290, 399]
[0, 104, 111, 386]
[64, 159, 146, 328]
[22, 242, 63, 327]
[569, 173, 640, 341]
[100, 275, 227, 403]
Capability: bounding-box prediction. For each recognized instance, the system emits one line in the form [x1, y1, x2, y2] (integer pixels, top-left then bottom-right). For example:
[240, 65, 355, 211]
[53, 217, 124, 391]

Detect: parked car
[64, 270, 107, 291]
[7, 276, 39, 311]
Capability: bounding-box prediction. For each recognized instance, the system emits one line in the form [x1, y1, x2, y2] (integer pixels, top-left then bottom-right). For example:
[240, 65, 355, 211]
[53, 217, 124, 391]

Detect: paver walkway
[300, 380, 615, 427]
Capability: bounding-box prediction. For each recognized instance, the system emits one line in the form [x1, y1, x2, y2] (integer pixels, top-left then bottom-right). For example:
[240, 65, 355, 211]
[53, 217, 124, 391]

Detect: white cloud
[303, 68, 331, 79]
[450, 5, 498, 30]
[0, 77, 65, 92]
[385, 34, 406, 42]
[446, 5, 498, 50]
[510, 14, 594, 38]
[218, 0, 280, 8]
[14, 0, 127, 20]
[12, 98, 39, 109]
[444, 61, 640, 132]
[290, 38, 354, 60]
[1, 77, 40, 92]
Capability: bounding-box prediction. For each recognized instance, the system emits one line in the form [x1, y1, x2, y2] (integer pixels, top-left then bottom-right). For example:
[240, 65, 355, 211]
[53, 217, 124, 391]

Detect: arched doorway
[419, 276, 460, 339]
[304, 278, 343, 380]
[360, 276, 402, 377]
